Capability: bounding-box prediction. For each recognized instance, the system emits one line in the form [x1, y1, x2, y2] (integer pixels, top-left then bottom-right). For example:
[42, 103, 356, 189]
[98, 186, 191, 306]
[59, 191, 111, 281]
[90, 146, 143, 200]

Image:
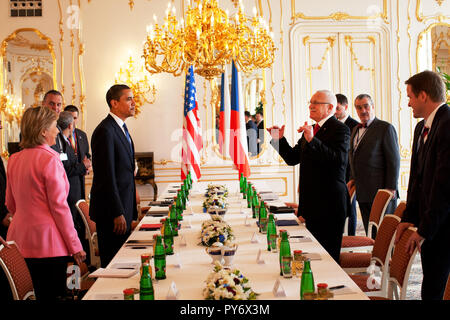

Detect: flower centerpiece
[203, 261, 259, 300]
[202, 194, 228, 213]
[200, 215, 234, 247]
[205, 183, 228, 198]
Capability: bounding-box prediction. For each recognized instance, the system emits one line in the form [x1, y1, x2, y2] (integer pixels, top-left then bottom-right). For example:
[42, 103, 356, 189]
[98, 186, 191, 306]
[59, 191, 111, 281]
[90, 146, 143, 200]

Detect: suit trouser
[96, 223, 131, 268]
[306, 219, 344, 263]
[347, 198, 357, 236]
[25, 256, 69, 300]
[359, 199, 397, 238]
[420, 226, 450, 300]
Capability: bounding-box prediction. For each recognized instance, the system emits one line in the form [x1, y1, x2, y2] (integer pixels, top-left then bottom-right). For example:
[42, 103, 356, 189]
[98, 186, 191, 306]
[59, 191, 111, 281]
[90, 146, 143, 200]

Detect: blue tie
[123, 123, 132, 146]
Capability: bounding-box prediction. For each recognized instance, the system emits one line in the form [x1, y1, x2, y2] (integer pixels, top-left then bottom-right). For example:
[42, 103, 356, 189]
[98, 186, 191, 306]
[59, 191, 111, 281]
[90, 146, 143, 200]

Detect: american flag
[181, 66, 202, 181]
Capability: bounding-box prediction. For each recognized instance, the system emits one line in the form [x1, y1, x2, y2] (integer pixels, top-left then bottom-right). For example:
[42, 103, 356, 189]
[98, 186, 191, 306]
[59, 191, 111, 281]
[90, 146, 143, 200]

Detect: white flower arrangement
[203, 261, 259, 300]
[200, 215, 234, 247]
[206, 183, 228, 198]
[202, 194, 228, 210]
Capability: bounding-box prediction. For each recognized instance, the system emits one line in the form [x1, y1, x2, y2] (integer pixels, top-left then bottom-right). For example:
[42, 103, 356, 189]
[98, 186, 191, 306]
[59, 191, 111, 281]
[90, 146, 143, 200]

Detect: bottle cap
[123, 288, 134, 295]
[141, 253, 150, 259]
[317, 283, 328, 289]
[294, 250, 303, 254]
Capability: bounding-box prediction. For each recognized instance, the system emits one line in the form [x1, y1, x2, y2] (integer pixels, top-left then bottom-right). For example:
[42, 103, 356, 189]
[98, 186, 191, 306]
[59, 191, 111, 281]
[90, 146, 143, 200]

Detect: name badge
[60, 153, 68, 161]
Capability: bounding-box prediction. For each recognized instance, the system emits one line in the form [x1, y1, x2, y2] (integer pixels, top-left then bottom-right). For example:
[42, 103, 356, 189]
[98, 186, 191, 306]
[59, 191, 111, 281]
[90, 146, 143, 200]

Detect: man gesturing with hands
[268, 90, 350, 263]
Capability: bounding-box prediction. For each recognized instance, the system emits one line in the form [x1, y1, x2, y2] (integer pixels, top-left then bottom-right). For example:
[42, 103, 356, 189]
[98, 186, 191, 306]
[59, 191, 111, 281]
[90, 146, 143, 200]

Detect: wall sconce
[0, 91, 25, 124]
[115, 55, 157, 117]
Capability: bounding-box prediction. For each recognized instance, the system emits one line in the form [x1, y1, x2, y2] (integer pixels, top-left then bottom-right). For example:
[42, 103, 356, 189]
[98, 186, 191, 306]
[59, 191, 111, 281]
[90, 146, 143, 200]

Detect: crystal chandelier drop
[142, 0, 275, 80]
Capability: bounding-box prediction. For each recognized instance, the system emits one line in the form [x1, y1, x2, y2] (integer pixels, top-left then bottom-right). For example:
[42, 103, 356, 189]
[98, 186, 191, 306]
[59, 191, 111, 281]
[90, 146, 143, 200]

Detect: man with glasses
[349, 94, 400, 238]
[267, 90, 350, 263]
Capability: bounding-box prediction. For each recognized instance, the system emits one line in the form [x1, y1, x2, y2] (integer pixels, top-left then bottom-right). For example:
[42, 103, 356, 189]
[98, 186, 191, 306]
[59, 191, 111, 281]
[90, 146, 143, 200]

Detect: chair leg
[150, 179, 158, 201]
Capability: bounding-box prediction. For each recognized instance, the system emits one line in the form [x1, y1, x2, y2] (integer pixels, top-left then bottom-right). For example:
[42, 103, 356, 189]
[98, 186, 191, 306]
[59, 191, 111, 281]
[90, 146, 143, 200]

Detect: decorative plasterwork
[291, 0, 389, 24]
[416, 0, 450, 23]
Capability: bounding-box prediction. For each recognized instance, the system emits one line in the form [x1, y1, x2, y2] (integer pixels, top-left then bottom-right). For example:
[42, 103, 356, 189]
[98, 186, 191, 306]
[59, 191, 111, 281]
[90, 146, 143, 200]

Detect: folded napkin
[88, 268, 138, 278]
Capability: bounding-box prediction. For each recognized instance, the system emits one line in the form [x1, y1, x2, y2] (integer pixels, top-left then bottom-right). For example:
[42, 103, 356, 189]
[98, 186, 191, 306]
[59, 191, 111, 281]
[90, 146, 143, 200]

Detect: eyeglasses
[308, 101, 331, 105]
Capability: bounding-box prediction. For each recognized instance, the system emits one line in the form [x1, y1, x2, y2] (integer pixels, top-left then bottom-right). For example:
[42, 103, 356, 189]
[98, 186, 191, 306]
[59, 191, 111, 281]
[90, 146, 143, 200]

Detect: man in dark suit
[396, 70, 450, 300]
[64, 105, 91, 199]
[349, 94, 400, 237]
[57, 111, 92, 260]
[245, 111, 258, 156]
[0, 120, 12, 240]
[90, 84, 138, 268]
[335, 93, 359, 236]
[255, 111, 264, 154]
[268, 90, 350, 263]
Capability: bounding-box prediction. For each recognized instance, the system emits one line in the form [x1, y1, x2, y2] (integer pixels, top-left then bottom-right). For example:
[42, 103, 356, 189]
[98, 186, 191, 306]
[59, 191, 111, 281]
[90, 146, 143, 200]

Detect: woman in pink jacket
[6, 107, 86, 300]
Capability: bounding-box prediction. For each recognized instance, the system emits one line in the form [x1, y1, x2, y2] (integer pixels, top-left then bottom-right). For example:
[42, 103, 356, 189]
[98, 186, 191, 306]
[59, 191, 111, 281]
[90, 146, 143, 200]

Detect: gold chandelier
[143, 0, 276, 80]
[0, 92, 25, 124]
[115, 55, 157, 117]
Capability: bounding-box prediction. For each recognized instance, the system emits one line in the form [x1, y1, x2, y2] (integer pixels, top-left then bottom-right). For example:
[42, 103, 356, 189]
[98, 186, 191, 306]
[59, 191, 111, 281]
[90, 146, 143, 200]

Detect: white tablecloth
[83, 183, 368, 300]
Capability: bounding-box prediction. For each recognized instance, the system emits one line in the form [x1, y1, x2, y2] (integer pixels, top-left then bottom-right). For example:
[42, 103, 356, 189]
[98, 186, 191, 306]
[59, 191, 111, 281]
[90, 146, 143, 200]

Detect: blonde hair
[20, 107, 58, 149]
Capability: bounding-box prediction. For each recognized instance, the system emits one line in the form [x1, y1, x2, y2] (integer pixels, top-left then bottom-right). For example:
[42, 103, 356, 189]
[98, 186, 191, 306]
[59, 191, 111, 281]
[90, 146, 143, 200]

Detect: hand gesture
[82, 156, 92, 170]
[297, 122, 314, 142]
[267, 125, 285, 140]
[113, 215, 127, 235]
[395, 222, 414, 244]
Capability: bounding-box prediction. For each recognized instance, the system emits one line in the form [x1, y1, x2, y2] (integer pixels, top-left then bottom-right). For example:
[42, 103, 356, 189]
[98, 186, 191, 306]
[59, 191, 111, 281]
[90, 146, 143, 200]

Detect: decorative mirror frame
[0, 28, 57, 158]
[210, 69, 269, 161]
[416, 22, 450, 74]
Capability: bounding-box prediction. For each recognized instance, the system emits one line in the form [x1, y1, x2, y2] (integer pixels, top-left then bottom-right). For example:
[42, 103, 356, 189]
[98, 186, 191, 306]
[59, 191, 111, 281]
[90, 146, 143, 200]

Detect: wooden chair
[75, 200, 100, 269]
[135, 152, 158, 201]
[343, 181, 357, 236]
[0, 241, 35, 300]
[393, 201, 406, 219]
[369, 227, 422, 300]
[444, 275, 450, 300]
[341, 189, 394, 252]
[340, 214, 401, 297]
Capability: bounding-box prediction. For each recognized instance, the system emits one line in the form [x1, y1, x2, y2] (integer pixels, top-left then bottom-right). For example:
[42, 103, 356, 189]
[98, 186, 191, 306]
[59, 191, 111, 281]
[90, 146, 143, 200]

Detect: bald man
[268, 90, 350, 262]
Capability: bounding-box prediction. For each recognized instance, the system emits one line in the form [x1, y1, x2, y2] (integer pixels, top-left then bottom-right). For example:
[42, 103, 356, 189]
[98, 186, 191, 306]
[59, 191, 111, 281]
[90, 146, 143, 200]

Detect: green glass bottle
[239, 173, 244, 193]
[163, 218, 174, 255]
[243, 177, 247, 199]
[251, 187, 258, 218]
[246, 183, 253, 208]
[266, 213, 277, 252]
[187, 172, 192, 189]
[259, 201, 268, 233]
[279, 230, 291, 276]
[154, 235, 166, 280]
[178, 188, 186, 211]
[139, 262, 154, 300]
[300, 259, 315, 300]
[175, 195, 183, 221]
[168, 205, 178, 237]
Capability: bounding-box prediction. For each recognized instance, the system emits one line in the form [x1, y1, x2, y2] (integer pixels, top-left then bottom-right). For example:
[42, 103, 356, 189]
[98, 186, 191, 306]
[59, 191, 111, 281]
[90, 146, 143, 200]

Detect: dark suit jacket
[344, 116, 359, 182]
[257, 120, 264, 153]
[50, 125, 63, 154]
[246, 120, 258, 156]
[89, 115, 137, 231]
[73, 128, 90, 199]
[271, 116, 350, 225]
[0, 159, 8, 239]
[402, 104, 450, 240]
[349, 117, 400, 203]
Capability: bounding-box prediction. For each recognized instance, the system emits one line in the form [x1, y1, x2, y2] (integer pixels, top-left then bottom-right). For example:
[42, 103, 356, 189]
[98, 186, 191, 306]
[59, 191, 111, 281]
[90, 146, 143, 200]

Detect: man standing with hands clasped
[267, 90, 350, 263]
[90, 84, 138, 267]
[396, 70, 449, 300]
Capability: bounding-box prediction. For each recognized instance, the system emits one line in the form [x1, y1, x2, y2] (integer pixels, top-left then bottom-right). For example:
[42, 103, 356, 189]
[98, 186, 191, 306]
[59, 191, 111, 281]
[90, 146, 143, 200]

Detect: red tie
[422, 127, 429, 142]
[313, 124, 320, 136]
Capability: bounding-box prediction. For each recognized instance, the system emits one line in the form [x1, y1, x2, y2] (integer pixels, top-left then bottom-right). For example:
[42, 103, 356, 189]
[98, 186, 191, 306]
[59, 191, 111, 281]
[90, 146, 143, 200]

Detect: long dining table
[83, 181, 369, 300]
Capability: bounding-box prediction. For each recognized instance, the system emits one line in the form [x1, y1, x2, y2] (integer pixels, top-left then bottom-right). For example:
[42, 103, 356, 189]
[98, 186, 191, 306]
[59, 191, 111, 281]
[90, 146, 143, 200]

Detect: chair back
[368, 189, 394, 238]
[393, 201, 406, 219]
[371, 214, 401, 266]
[388, 227, 421, 300]
[0, 241, 35, 300]
[444, 275, 450, 300]
[347, 182, 356, 203]
[76, 200, 100, 268]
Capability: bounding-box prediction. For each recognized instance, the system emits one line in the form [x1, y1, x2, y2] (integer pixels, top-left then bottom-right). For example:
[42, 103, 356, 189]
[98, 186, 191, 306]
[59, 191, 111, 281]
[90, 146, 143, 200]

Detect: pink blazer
[6, 144, 83, 258]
